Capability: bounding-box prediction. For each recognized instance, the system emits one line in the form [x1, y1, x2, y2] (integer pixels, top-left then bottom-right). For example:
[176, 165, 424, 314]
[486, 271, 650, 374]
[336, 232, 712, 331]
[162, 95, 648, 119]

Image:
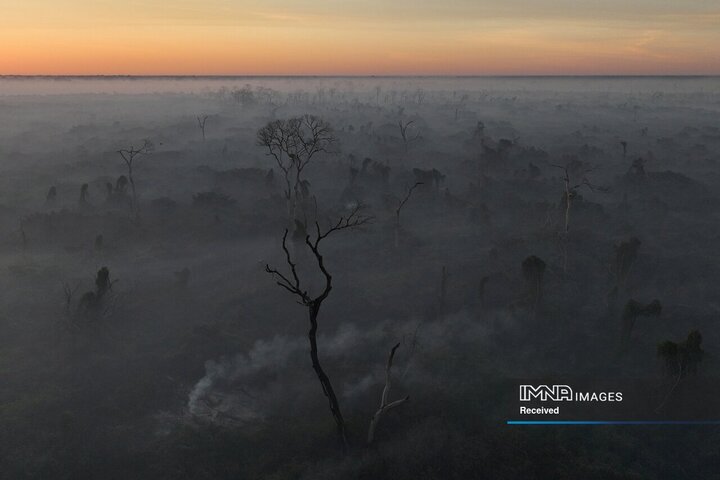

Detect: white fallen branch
[368, 342, 409, 444]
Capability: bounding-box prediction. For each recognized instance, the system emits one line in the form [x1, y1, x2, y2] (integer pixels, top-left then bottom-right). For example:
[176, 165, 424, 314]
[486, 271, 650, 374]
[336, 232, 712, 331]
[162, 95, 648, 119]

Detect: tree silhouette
[551, 160, 603, 234]
[257, 115, 335, 222]
[551, 158, 607, 272]
[197, 115, 208, 141]
[265, 205, 371, 451]
[117, 139, 154, 220]
[398, 120, 420, 154]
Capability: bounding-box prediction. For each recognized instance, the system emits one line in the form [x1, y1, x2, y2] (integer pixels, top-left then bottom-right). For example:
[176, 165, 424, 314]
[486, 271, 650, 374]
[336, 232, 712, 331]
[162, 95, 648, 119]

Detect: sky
[1, 0, 719, 75]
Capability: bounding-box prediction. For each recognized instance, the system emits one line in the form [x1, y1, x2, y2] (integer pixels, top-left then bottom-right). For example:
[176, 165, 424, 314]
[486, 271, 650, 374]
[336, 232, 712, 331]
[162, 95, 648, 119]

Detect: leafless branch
[368, 342, 409, 444]
[264, 229, 309, 302]
[396, 182, 423, 227]
[312, 204, 373, 247]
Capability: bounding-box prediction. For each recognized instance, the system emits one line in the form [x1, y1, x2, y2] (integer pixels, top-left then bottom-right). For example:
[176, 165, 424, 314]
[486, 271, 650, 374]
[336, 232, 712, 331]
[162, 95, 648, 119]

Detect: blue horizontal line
[507, 420, 720, 425]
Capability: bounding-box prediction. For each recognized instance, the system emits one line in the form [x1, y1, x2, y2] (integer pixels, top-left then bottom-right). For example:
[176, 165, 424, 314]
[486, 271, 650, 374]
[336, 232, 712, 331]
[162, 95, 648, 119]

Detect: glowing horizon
[2, 0, 719, 76]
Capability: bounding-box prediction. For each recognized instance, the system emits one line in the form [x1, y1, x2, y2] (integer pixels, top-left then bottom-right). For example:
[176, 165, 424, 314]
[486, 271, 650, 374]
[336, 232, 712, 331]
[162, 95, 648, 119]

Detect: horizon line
[1, 74, 719, 79]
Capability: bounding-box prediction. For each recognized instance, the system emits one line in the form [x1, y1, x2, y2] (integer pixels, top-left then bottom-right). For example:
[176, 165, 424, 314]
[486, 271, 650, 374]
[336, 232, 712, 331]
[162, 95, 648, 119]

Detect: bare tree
[257, 115, 335, 221]
[117, 139, 154, 219]
[368, 342, 409, 444]
[197, 115, 208, 141]
[398, 120, 420, 154]
[551, 161, 601, 234]
[551, 159, 606, 272]
[265, 206, 371, 451]
[394, 182, 422, 248]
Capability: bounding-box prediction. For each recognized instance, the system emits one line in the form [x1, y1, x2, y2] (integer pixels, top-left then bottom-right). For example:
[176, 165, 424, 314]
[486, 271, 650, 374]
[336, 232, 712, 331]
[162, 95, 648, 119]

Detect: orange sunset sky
[1, 0, 719, 75]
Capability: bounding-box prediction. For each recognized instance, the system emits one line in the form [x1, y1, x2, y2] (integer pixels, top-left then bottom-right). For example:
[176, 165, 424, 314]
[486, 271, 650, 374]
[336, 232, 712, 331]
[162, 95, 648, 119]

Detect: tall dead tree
[197, 115, 208, 141]
[394, 182, 422, 248]
[257, 115, 335, 223]
[551, 159, 606, 272]
[398, 120, 420, 154]
[368, 342, 409, 444]
[551, 161, 600, 234]
[117, 139, 153, 220]
[265, 205, 371, 451]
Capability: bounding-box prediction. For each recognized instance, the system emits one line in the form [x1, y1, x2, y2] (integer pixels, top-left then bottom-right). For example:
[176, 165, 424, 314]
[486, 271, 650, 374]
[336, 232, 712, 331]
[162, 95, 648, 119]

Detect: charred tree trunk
[308, 301, 348, 450]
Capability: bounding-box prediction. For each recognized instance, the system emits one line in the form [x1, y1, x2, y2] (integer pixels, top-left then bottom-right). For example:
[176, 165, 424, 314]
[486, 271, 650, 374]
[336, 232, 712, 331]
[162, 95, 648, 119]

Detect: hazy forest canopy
[1, 76, 720, 478]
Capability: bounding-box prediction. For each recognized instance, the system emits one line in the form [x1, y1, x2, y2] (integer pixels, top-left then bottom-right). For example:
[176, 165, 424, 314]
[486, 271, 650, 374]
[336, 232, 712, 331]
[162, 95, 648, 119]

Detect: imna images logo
[520, 385, 573, 402]
[519, 384, 623, 403]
